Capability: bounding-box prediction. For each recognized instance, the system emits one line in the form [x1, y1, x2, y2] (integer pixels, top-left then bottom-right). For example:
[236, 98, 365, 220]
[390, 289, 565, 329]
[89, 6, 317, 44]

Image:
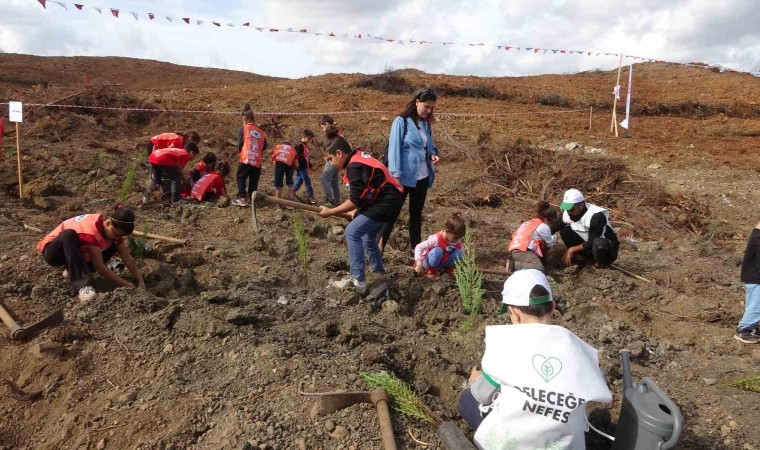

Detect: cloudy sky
[1, 0, 758, 78]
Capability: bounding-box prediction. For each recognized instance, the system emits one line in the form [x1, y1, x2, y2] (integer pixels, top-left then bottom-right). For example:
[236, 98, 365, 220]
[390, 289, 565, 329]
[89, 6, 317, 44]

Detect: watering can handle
[639, 378, 683, 450]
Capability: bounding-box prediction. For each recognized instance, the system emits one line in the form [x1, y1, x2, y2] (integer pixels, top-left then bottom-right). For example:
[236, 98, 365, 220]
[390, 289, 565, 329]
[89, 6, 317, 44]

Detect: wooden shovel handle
[0, 302, 25, 340]
[371, 388, 398, 450]
[252, 192, 353, 221]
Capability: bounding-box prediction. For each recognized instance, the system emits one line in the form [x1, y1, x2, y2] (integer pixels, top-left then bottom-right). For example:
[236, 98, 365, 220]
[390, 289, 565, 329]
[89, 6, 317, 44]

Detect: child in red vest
[293, 129, 317, 204]
[507, 201, 559, 273]
[414, 212, 466, 278]
[146, 131, 200, 156]
[142, 142, 199, 204]
[233, 106, 267, 207]
[189, 162, 230, 202]
[36, 205, 145, 302]
[271, 143, 300, 200]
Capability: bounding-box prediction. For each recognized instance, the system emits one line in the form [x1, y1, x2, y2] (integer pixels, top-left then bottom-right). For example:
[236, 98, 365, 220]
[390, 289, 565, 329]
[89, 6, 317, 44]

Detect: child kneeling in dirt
[507, 201, 559, 273]
[414, 212, 466, 278]
[189, 162, 230, 202]
[319, 149, 404, 295]
[36, 205, 145, 302]
[457, 269, 611, 449]
[270, 143, 300, 201]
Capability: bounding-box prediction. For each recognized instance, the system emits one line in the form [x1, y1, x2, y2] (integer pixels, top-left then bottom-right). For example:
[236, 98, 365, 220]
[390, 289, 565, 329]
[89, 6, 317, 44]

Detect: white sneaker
[78, 286, 97, 302]
[231, 198, 249, 207]
[329, 276, 367, 295]
[62, 269, 69, 279]
[141, 195, 149, 205]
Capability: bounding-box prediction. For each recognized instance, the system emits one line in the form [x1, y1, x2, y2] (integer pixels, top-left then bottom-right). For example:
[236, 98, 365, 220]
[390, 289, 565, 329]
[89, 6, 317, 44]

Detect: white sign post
[9, 101, 24, 198]
[619, 65, 633, 130]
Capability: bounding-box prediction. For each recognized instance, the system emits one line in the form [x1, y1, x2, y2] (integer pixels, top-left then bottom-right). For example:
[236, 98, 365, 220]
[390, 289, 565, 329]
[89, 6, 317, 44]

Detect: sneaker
[734, 328, 760, 344]
[78, 286, 97, 302]
[752, 327, 760, 337]
[329, 276, 367, 295]
[307, 196, 318, 205]
[62, 269, 69, 279]
[141, 195, 149, 205]
[231, 198, 249, 207]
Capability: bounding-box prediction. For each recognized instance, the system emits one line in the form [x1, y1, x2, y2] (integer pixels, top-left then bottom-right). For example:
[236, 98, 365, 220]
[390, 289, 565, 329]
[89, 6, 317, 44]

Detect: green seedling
[454, 227, 485, 328]
[292, 211, 308, 271]
[119, 162, 137, 203]
[360, 371, 439, 425]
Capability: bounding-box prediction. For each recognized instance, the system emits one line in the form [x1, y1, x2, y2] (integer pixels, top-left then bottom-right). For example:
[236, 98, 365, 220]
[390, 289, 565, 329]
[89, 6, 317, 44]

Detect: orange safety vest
[36, 214, 118, 262]
[342, 152, 403, 203]
[240, 123, 266, 167]
[190, 173, 226, 201]
[422, 231, 464, 275]
[508, 218, 546, 257]
[271, 144, 298, 167]
[148, 147, 191, 168]
[151, 132, 184, 150]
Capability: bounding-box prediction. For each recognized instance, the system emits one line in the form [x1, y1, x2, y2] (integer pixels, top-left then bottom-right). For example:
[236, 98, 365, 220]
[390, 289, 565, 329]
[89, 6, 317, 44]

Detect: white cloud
[1, 0, 758, 78]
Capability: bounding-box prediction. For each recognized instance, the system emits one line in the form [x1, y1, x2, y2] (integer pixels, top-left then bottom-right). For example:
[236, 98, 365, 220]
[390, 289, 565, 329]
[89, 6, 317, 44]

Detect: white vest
[474, 324, 611, 450]
[562, 203, 611, 242]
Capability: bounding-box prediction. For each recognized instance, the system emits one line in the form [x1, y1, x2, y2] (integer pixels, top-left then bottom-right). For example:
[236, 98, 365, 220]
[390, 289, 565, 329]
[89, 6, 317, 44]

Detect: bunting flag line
[30, 0, 748, 74]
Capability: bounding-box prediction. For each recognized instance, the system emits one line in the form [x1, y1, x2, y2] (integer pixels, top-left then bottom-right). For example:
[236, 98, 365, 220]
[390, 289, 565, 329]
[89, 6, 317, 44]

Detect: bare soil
[1, 54, 759, 450]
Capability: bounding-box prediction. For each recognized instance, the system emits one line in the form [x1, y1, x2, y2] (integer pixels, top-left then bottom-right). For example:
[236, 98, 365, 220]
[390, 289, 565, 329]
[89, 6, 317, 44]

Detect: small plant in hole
[360, 371, 439, 425]
[128, 225, 149, 260]
[119, 162, 137, 204]
[292, 211, 308, 271]
[454, 227, 485, 329]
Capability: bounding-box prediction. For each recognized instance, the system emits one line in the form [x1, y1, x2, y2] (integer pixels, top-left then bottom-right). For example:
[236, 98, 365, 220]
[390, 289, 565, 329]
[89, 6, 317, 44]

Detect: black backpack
[381, 117, 408, 166]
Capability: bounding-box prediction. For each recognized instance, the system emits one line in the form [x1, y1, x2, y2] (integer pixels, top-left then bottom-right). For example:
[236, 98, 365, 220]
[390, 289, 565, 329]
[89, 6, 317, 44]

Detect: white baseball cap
[559, 188, 584, 211]
[501, 269, 553, 308]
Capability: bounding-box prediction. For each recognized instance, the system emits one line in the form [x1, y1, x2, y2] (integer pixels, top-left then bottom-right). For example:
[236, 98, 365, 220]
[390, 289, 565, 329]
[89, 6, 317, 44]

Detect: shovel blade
[312, 391, 372, 416]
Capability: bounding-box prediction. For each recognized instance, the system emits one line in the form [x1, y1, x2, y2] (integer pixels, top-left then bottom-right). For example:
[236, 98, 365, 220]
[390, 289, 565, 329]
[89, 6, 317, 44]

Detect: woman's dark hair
[202, 152, 217, 165]
[217, 161, 231, 177]
[512, 285, 554, 317]
[184, 131, 201, 143]
[319, 115, 335, 126]
[184, 142, 199, 154]
[325, 124, 340, 140]
[108, 205, 135, 235]
[398, 87, 438, 123]
[445, 212, 467, 239]
[303, 129, 315, 138]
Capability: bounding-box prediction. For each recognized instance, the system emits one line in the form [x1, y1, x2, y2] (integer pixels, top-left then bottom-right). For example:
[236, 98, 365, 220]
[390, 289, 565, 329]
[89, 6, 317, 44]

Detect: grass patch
[727, 375, 760, 393]
[454, 227, 485, 328]
[355, 73, 413, 94]
[360, 371, 438, 424]
[437, 85, 514, 101]
[537, 93, 572, 108]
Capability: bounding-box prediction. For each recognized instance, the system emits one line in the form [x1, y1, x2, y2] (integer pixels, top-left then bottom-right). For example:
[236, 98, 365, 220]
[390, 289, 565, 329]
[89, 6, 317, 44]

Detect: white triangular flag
[93, 6, 102, 13]
[131, 12, 138, 20]
[619, 64, 633, 129]
[51, 0, 66, 10]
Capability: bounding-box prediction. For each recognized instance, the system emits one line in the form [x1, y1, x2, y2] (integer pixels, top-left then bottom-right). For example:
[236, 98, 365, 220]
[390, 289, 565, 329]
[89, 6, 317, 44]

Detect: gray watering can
[612, 350, 683, 450]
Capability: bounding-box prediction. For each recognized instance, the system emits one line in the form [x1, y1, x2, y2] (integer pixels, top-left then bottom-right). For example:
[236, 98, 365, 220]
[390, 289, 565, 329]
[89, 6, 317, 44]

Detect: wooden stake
[588, 107, 593, 133]
[610, 263, 652, 284]
[610, 53, 623, 137]
[131, 230, 187, 244]
[15, 123, 23, 198]
[480, 267, 509, 276]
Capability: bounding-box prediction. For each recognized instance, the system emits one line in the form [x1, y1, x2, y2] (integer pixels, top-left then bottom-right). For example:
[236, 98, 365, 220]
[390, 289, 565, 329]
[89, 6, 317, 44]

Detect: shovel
[250, 191, 352, 232]
[0, 301, 64, 340]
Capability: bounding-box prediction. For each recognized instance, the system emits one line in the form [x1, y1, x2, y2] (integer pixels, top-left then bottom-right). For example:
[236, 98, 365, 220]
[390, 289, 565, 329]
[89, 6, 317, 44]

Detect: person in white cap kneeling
[558, 188, 619, 268]
[457, 269, 611, 449]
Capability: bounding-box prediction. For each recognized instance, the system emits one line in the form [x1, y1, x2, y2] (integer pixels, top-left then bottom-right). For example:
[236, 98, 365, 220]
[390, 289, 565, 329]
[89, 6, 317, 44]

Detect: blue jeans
[293, 169, 314, 197]
[422, 247, 464, 273]
[345, 214, 386, 283]
[738, 284, 760, 331]
[321, 160, 341, 203]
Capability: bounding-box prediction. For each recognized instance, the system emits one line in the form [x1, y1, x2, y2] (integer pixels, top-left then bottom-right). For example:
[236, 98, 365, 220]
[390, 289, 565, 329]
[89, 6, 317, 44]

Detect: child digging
[271, 143, 300, 201]
[293, 129, 317, 204]
[232, 105, 267, 207]
[189, 161, 230, 203]
[507, 201, 559, 273]
[319, 148, 404, 295]
[143, 142, 199, 204]
[36, 205, 145, 302]
[414, 212, 466, 278]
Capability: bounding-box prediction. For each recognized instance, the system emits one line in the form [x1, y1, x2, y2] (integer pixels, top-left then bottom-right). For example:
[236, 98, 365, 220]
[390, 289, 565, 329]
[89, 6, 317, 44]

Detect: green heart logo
[532, 354, 563, 383]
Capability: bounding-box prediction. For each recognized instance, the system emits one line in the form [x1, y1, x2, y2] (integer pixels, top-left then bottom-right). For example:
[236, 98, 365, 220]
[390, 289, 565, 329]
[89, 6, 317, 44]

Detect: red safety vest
[508, 218, 546, 257]
[271, 144, 298, 167]
[342, 152, 403, 203]
[151, 132, 184, 150]
[422, 231, 464, 276]
[148, 147, 191, 168]
[190, 173, 226, 201]
[36, 214, 118, 262]
[240, 123, 266, 167]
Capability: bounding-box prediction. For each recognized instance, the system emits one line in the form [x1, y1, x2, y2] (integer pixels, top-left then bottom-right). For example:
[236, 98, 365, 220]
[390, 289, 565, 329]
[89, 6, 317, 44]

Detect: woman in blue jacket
[380, 87, 440, 252]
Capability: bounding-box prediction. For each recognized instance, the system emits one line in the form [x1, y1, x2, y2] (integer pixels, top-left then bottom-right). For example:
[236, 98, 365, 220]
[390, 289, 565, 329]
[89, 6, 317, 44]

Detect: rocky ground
[0, 54, 759, 449]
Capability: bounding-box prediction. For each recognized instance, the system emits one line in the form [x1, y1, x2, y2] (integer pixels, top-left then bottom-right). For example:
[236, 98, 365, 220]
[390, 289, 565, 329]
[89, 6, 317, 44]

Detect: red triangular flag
[534, 48, 540, 53]
[212, 21, 220, 27]
[148, 13, 154, 20]
[300, 28, 307, 32]
[182, 18, 189, 24]
[560, 50, 566, 54]
[110, 8, 119, 17]
[37, 0, 46, 8]
[269, 28, 278, 32]
[74, 3, 83, 10]
[242, 22, 250, 26]
[505, 46, 511, 51]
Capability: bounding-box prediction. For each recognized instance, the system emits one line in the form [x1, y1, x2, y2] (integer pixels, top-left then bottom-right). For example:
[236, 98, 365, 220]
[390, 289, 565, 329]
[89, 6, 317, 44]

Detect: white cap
[560, 188, 584, 211]
[501, 269, 553, 307]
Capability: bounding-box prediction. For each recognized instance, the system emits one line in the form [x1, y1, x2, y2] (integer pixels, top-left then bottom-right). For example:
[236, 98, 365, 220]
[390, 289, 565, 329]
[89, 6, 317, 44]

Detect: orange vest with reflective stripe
[271, 144, 298, 166]
[148, 147, 191, 167]
[190, 173, 226, 201]
[240, 123, 266, 167]
[151, 132, 184, 150]
[342, 152, 403, 203]
[422, 231, 464, 275]
[36, 214, 116, 262]
[508, 218, 546, 257]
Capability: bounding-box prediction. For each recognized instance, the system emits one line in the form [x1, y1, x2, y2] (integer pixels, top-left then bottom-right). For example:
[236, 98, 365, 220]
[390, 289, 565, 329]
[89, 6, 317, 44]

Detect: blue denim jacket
[387, 116, 438, 188]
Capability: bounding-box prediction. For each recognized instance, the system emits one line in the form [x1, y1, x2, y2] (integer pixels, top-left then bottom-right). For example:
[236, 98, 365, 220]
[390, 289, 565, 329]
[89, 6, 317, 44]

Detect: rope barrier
[0, 102, 589, 118]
